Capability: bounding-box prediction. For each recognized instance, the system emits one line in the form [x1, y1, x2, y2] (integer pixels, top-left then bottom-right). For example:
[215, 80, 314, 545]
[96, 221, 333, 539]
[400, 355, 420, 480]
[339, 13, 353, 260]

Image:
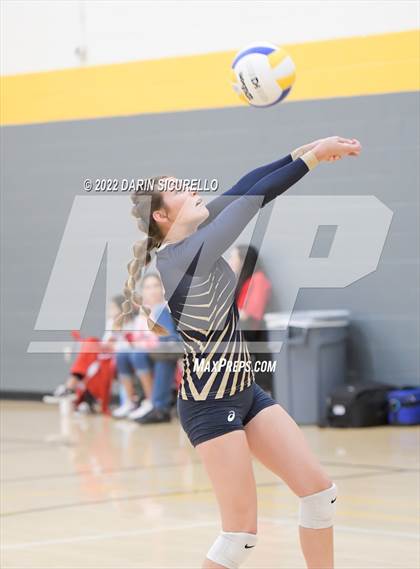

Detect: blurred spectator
[47, 295, 137, 413]
[112, 272, 180, 424]
[228, 244, 274, 393]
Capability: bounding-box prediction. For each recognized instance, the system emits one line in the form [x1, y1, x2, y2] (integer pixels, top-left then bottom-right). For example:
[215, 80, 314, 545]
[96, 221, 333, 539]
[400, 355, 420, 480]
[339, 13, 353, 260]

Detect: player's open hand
[313, 137, 362, 162]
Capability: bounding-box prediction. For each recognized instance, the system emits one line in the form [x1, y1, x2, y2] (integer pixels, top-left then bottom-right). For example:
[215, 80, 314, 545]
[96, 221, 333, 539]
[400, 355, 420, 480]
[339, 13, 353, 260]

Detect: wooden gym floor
[1, 400, 419, 569]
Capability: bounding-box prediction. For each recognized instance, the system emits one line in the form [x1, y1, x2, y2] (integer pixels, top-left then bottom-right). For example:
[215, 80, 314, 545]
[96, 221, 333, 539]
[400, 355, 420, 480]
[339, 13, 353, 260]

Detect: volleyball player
[114, 136, 361, 569]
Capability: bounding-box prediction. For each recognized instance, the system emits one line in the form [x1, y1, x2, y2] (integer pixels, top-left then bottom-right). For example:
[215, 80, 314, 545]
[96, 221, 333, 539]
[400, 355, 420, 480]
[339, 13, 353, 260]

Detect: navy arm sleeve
[168, 156, 309, 276]
[203, 153, 293, 223]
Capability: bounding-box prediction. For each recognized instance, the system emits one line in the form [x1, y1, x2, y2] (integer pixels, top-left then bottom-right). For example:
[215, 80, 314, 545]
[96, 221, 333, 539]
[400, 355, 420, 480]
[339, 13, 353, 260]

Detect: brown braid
[112, 176, 170, 336]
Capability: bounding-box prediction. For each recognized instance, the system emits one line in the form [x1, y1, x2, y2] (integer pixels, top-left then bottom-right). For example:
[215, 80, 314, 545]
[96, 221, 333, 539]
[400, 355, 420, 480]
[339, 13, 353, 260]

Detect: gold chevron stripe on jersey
[174, 260, 254, 401]
[216, 333, 238, 399]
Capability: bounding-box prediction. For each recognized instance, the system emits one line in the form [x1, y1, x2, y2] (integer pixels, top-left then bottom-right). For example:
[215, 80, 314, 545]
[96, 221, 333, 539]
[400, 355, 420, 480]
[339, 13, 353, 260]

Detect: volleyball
[231, 42, 296, 107]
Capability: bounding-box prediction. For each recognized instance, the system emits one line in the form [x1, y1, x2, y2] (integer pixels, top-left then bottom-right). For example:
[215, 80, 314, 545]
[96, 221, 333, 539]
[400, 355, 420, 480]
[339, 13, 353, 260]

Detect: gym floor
[1, 400, 419, 569]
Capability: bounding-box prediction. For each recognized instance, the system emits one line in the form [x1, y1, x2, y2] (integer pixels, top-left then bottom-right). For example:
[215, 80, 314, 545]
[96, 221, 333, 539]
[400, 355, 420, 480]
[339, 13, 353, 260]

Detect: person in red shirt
[46, 295, 135, 412]
[229, 244, 273, 393]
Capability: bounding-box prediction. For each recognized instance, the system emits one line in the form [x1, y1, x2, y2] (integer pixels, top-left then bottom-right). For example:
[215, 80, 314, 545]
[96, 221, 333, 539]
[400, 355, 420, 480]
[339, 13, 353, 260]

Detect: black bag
[325, 381, 396, 428]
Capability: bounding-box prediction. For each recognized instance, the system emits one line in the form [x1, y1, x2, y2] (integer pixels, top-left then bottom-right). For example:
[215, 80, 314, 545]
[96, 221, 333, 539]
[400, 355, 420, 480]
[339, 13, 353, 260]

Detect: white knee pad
[206, 531, 257, 569]
[298, 482, 338, 529]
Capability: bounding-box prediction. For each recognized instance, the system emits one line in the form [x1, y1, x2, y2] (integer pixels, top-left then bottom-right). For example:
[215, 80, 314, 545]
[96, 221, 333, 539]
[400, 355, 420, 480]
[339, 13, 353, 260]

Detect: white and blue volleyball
[231, 42, 296, 107]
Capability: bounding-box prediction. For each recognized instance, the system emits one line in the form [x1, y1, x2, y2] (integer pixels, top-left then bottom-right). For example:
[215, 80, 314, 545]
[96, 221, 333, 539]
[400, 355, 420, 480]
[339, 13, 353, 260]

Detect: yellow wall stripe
[1, 29, 419, 126]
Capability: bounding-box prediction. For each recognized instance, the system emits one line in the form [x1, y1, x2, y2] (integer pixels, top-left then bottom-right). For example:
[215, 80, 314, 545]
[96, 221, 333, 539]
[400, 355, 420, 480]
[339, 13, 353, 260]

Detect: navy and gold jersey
[156, 153, 310, 401]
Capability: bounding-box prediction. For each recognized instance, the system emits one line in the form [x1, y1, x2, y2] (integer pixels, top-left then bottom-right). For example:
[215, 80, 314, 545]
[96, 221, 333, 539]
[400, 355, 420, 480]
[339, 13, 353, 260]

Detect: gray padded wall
[1, 92, 419, 393]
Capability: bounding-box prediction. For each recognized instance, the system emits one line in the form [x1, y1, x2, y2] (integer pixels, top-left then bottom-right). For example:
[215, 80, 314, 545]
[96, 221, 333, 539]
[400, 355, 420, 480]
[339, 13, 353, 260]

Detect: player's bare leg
[195, 430, 258, 569]
[245, 404, 335, 569]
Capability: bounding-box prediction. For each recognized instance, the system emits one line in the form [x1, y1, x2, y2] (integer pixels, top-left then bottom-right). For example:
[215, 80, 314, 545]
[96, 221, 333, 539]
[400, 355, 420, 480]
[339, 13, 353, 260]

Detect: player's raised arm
[168, 137, 361, 275]
[203, 137, 360, 222]
[261, 137, 361, 206]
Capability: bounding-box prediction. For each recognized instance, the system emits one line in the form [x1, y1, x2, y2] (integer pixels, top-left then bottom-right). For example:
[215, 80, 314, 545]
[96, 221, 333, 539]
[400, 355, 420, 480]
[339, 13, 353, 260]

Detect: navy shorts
[177, 381, 279, 447]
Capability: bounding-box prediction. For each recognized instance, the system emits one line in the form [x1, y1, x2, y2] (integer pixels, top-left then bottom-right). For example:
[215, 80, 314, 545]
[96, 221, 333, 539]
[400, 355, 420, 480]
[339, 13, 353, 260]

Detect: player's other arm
[172, 157, 312, 275]
[170, 136, 361, 275]
[261, 136, 361, 206]
[202, 154, 293, 223]
[202, 136, 346, 222]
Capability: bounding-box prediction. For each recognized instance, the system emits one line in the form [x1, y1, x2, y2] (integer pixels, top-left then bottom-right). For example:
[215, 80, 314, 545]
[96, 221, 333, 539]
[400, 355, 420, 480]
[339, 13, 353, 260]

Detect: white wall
[1, 0, 419, 75]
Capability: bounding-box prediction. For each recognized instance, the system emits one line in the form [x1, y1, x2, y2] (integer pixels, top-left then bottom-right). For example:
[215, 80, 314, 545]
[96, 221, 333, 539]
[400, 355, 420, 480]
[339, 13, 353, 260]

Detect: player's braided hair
[112, 176, 170, 336]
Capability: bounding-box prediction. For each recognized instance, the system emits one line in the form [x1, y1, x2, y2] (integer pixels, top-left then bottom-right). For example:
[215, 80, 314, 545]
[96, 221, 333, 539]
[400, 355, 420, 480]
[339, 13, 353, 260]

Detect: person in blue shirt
[113, 272, 180, 423]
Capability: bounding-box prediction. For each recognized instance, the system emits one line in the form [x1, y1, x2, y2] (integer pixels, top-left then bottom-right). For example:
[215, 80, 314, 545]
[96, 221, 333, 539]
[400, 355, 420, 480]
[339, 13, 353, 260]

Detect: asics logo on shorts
[227, 410, 235, 422]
